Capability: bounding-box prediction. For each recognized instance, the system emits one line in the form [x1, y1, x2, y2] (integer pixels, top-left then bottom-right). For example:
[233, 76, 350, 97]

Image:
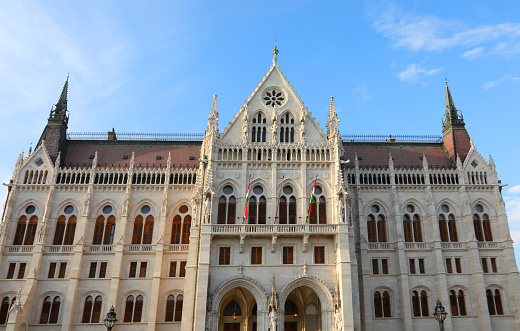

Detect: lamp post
[103, 305, 118, 331]
[433, 300, 448, 331]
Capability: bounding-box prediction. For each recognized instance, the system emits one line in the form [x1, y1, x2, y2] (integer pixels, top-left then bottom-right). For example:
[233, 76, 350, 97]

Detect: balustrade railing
[165, 244, 189, 252]
[47, 245, 74, 253]
[5, 245, 34, 253]
[210, 224, 338, 234]
[126, 244, 155, 252]
[87, 245, 114, 253]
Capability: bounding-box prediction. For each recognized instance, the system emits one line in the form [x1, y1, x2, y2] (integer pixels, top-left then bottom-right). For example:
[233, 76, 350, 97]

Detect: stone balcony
[209, 224, 339, 237]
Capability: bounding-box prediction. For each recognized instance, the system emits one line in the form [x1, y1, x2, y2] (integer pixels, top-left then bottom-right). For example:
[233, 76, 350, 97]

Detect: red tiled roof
[63, 141, 202, 168]
[342, 143, 451, 169]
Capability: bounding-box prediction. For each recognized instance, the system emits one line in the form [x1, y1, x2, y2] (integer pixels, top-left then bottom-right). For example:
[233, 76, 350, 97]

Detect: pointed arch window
[0, 296, 15, 324]
[171, 204, 192, 245]
[374, 290, 391, 318]
[92, 206, 116, 245]
[449, 289, 467, 316]
[14, 205, 39, 245]
[487, 288, 504, 315]
[132, 205, 154, 245]
[280, 112, 295, 143]
[248, 185, 267, 224]
[412, 290, 429, 317]
[124, 294, 144, 323]
[251, 112, 267, 143]
[367, 205, 386, 242]
[473, 204, 492, 242]
[278, 185, 297, 224]
[82, 295, 103, 323]
[309, 186, 327, 224]
[403, 205, 422, 242]
[54, 205, 77, 245]
[438, 204, 458, 242]
[218, 186, 237, 224]
[40, 295, 61, 324]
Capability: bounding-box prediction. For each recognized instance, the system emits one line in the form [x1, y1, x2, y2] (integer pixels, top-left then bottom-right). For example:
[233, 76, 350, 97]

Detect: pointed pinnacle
[330, 96, 335, 112]
[211, 94, 218, 113]
[445, 81, 456, 114]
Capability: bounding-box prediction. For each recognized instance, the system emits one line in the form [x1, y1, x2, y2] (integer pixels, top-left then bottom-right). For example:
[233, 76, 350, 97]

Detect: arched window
[403, 205, 422, 242]
[285, 300, 298, 316]
[438, 204, 458, 242]
[53, 205, 77, 245]
[251, 112, 267, 143]
[278, 185, 297, 224]
[165, 295, 175, 322]
[449, 289, 467, 316]
[487, 289, 504, 315]
[14, 205, 39, 245]
[218, 186, 237, 224]
[92, 206, 116, 245]
[132, 205, 154, 245]
[412, 290, 429, 317]
[280, 112, 295, 143]
[82, 295, 103, 323]
[367, 205, 386, 242]
[124, 294, 144, 322]
[248, 185, 267, 224]
[0, 296, 15, 324]
[473, 204, 492, 242]
[374, 290, 391, 318]
[174, 295, 183, 321]
[40, 295, 61, 324]
[171, 205, 192, 244]
[309, 186, 327, 224]
[223, 300, 241, 317]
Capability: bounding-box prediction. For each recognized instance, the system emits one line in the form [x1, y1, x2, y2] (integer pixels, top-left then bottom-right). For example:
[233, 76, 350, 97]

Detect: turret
[36, 76, 70, 164]
[442, 82, 472, 164]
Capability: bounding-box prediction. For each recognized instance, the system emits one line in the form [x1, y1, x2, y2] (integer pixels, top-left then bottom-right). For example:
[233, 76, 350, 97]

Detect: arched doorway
[219, 287, 257, 331]
[283, 286, 321, 331]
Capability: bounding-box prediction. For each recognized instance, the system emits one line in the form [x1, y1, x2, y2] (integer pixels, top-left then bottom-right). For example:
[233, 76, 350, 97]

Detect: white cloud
[352, 83, 371, 107]
[398, 63, 443, 84]
[483, 74, 520, 89]
[462, 46, 485, 59]
[371, 3, 520, 58]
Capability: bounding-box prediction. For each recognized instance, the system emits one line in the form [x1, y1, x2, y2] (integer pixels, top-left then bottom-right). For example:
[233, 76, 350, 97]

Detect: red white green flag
[243, 175, 251, 219]
[306, 176, 317, 222]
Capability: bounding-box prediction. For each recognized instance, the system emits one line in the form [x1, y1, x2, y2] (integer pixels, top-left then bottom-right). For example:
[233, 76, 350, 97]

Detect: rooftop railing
[341, 134, 442, 143]
[67, 132, 205, 141]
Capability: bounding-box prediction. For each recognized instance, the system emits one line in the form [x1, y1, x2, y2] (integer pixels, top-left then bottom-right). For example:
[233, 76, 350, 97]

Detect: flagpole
[306, 175, 318, 223]
[243, 175, 251, 224]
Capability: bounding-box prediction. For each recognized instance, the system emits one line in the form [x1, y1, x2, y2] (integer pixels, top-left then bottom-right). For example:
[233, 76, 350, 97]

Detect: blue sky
[1, 1, 520, 261]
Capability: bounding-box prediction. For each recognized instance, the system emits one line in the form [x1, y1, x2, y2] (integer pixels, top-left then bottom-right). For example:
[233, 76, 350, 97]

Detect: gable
[219, 66, 327, 145]
[18, 145, 54, 185]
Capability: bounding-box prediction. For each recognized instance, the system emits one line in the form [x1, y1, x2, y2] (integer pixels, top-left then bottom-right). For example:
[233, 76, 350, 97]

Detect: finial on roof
[272, 37, 279, 65]
[211, 94, 218, 114]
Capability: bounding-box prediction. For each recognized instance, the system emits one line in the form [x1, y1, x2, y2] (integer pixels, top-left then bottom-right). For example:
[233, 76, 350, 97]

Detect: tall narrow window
[165, 295, 175, 322]
[93, 207, 116, 245]
[174, 295, 183, 321]
[181, 216, 191, 244]
[420, 291, 429, 317]
[446, 258, 453, 273]
[458, 290, 467, 316]
[171, 216, 181, 244]
[279, 112, 295, 143]
[474, 205, 493, 242]
[251, 247, 262, 265]
[283, 246, 294, 264]
[455, 258, 462, 273]
[403, 205, 422, 242]
[383, 291, 391, 317]
[171, 206, 192, 245]
[368, 205, 386, 242]
[412, 290, 429, 317]
[169, 261, 177, 277]
[179, 261, 187, 277]
[439, 205, 458, 242]
[450, 290, 458, 316]
[218, 188, 236, 224]
[248, 186, 266, 224]
[314, 246, 325, 264]
[124, 296, 134, 322]
[133, 296, 143, 322]
[309, 186, 327, 224]
[278, 185, 296, 224]
[0, 297, 11, 324]
[374, 292, 382, 317]
[82, 295, 104, 323]
[40, 297, 52, 324]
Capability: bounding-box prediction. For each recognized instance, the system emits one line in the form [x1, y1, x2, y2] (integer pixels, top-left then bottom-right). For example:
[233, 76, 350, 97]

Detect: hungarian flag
[306, 177, 317, 222]
[243, 175, 251, 219]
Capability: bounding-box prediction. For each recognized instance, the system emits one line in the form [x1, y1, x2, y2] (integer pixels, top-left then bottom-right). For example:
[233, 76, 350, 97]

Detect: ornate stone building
[1, 49, 519, 331]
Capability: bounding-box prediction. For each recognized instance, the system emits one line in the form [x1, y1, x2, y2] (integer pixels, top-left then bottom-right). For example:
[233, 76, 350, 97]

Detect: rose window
[262, 88, 285, 108]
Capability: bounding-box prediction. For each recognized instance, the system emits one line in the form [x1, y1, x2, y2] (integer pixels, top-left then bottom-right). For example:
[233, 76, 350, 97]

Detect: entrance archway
[280, 276, 333, 331]
[218, 287, 257, 331]
[283, 286, 321, 331]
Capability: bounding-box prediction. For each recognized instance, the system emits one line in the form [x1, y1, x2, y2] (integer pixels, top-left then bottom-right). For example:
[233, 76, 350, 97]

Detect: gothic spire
[55, 74, 69, 114]
[442, 81, 464, 134]
[207, 94, 219, 133]
[47, 75, 70, 127]
[327, 96, 339, 137]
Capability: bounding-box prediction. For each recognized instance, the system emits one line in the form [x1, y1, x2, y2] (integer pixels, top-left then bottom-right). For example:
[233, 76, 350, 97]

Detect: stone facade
[1, 54, 519, 331]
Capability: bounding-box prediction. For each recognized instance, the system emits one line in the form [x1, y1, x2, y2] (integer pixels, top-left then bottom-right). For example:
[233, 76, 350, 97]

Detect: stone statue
[300, 118, 306, 143]
[204, 196, 211, 224]
[334, 308, 343, 331]
[242, 121, 249, 143]
[269, 308, 277, 331]
[339, 198, 345, 223]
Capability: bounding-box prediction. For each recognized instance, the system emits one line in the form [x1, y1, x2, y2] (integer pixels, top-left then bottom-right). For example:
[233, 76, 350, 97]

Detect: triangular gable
[219, 65, 327, 145]
[461, 147, 496, 184]
[17, 143, 55, 184]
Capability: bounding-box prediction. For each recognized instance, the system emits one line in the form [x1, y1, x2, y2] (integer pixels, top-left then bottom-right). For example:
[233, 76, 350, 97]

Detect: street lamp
[103, 305, 118, 331]
[433, 300, 448, 331]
